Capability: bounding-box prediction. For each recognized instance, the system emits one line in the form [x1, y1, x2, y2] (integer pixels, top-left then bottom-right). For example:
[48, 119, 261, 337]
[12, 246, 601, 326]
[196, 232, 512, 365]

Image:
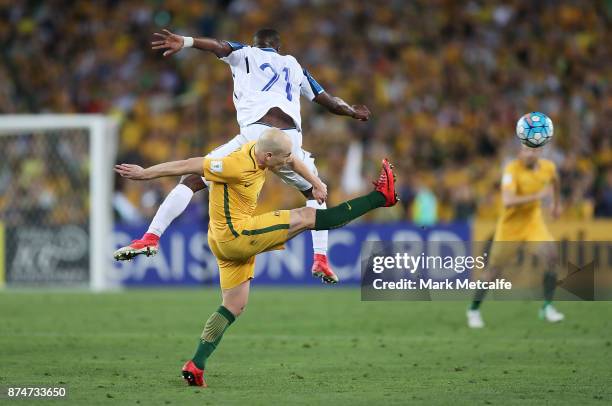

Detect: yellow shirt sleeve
[202, 155, 244, 184]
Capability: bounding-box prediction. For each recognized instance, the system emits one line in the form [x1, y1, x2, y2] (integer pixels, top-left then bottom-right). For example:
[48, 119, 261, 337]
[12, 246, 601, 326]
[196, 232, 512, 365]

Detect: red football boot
[373, 159, 399, 207]
[182, 360, 207, 387]
[311, 254, 339, 284]
[113, 233, 159, 261]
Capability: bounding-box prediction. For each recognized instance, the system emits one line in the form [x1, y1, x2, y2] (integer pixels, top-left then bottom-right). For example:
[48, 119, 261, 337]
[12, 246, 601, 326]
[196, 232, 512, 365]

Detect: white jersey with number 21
[219, 41, 325, 131]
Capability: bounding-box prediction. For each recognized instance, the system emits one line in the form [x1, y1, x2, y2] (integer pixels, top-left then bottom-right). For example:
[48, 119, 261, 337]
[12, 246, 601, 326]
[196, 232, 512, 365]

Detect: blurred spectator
[594, 167, 612, 217]
[411, 181, 438, 226]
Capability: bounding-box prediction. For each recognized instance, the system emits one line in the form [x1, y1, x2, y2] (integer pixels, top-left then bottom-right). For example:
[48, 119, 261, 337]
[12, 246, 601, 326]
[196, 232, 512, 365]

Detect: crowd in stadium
[1, 0, 610, 226]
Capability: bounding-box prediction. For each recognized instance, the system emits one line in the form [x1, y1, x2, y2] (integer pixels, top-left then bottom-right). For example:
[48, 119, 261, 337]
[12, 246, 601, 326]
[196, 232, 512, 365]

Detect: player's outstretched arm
[313, 92, 371, 121]
[286, 158, 327, 204]
[151, 29, 232, 58]
[115, 158, 204, 180]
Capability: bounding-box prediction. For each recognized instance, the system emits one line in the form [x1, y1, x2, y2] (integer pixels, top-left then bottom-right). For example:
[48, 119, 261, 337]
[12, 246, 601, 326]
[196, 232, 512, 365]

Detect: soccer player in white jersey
[114, 28, 371, 283]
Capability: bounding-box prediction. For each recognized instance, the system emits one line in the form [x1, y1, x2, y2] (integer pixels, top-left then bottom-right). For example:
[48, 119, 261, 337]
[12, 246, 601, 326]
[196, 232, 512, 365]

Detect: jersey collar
[259, 47, 278, 53]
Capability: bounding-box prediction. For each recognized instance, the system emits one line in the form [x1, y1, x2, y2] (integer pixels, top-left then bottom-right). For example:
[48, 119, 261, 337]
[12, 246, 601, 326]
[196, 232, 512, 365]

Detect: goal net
[0, 115, 117, 291]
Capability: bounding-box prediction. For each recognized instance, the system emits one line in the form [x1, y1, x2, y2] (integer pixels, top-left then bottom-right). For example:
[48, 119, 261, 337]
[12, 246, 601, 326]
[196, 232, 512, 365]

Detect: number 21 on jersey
[259, 63, 292, 101]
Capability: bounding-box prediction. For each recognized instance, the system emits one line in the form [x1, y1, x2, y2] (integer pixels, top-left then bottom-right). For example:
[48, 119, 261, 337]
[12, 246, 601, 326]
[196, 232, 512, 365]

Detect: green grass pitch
[1, 288, 611, 405]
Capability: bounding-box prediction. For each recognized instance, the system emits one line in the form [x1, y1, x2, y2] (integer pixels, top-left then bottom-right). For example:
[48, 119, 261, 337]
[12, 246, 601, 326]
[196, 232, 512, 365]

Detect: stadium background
[1, 0, 610, 286]
[1, 1, 612, 404]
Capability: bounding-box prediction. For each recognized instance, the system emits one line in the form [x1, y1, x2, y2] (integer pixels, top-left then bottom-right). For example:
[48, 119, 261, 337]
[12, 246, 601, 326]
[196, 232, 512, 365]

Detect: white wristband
[182, 36, 194, 48]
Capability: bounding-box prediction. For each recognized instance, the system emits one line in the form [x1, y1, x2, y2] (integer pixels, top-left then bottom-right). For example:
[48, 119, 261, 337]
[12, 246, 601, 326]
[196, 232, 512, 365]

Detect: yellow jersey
[495, 158, 556, 241]
[202, 142, 266, 243]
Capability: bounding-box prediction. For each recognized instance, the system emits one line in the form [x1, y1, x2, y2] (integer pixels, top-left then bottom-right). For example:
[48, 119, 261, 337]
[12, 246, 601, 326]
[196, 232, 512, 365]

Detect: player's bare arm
[313, 92, 371, 121]
[115, 158, 204, 180]
[151, 29, 231, 58]
[502, 186, 551, 207]
[286, 158, 327, 204]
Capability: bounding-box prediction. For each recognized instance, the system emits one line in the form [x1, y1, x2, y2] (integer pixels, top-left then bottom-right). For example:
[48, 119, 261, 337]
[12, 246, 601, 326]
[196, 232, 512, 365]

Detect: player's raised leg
[228, 158, 398, 270]
[288, 159, 398, 240]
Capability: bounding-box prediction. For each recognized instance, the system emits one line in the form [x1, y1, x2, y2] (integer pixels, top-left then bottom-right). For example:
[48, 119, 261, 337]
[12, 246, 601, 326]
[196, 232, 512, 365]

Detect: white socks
[147, 184, 194, 237]
[306, 199, 328, 255]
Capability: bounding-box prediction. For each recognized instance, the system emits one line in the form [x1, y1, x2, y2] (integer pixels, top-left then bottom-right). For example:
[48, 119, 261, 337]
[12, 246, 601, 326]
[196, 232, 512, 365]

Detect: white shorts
[204, 123, 317, 191]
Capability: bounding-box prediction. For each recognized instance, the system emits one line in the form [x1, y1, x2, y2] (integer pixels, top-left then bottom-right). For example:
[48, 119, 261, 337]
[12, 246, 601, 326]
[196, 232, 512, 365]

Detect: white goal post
[0, 115, 118, 291]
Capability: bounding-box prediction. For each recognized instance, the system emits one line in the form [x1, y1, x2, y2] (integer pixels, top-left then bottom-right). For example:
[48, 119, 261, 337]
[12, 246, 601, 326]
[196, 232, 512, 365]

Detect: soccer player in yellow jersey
[114, 128, 398, 387]
[467, 145, 564, 328]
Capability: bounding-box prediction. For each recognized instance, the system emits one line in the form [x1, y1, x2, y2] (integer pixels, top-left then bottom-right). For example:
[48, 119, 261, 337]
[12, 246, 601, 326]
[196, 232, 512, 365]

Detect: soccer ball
[515, 112, 554, 148]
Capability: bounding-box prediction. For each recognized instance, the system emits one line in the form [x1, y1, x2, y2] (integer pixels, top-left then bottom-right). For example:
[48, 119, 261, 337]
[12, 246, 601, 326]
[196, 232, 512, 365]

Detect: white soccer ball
[515, 112, 554, 148]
